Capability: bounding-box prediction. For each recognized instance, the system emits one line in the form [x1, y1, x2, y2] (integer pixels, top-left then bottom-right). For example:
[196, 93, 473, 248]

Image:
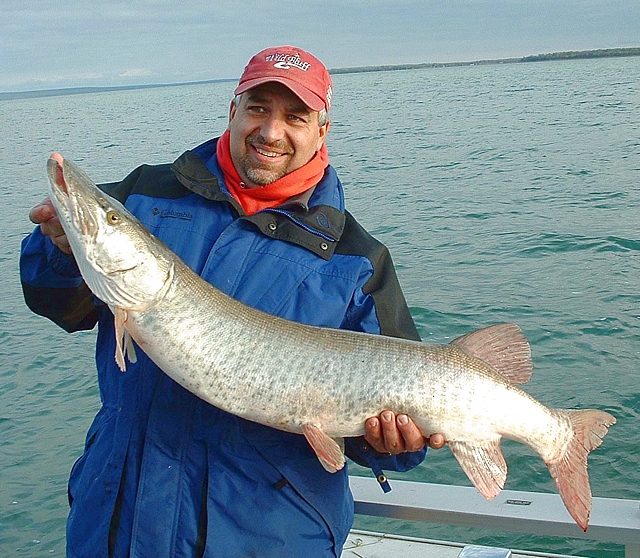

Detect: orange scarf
[216, 130, 329, 215]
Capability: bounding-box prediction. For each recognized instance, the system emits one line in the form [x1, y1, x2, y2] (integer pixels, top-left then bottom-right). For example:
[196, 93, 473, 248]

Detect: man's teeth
[256, 147, 280, 158]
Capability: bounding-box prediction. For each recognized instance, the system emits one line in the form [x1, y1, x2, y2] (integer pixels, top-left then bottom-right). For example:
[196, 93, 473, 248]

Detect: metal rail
[350, 477, 640, 557]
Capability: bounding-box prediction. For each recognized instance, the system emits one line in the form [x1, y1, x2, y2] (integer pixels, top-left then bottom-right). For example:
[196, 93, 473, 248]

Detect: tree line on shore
[329, 47, 640, 75]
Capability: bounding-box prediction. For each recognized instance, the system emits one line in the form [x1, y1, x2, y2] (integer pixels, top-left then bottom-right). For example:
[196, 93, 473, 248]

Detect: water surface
[1, 57, 638, 556]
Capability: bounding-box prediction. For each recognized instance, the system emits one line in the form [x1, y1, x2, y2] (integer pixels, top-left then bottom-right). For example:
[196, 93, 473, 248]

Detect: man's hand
[29, 198, 72, 255]
[364, 410, 445, 454]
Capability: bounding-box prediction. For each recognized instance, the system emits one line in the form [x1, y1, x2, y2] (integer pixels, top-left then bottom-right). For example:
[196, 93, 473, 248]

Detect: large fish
[45, 153, 615, 531]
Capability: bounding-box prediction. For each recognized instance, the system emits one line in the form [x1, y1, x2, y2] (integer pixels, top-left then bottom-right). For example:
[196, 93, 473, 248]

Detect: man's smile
[254, 146, 285, 159]
[248, 136, 293, 162]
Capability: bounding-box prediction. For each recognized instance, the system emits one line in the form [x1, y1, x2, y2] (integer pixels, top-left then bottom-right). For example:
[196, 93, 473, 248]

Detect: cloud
[1, 0, 638, 92]
[119, 68, 154, 79]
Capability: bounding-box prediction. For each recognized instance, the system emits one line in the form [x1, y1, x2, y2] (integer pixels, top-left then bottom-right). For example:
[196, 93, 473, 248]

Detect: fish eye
[106, 210, 121, 225]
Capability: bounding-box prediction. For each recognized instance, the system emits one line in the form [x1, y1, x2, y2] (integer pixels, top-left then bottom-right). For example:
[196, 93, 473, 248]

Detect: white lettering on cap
[266, 53, 311, 71]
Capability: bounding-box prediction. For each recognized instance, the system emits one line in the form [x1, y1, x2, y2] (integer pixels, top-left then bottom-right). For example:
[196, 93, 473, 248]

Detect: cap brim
[234, 77, 326, 112]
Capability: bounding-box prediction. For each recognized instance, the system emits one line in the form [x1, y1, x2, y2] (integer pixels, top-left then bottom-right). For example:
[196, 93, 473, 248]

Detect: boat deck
[342, 529, 580, 557]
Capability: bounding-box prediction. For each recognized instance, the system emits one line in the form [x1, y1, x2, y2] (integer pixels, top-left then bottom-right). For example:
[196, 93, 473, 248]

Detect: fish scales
[134, 271, 526, 442]
[45, 153, 616, 531]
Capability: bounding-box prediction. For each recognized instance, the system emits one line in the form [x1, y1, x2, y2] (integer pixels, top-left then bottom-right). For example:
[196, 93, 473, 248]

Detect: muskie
[46, 153, 615, 531]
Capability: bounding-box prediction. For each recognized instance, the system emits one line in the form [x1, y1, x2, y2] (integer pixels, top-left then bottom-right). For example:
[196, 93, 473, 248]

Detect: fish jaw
[47, 155, 99, 245]
[46, 153, 175, 313]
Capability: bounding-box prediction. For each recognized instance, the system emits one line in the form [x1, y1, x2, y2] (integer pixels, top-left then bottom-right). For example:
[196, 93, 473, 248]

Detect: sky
[2, 0, 638, 93]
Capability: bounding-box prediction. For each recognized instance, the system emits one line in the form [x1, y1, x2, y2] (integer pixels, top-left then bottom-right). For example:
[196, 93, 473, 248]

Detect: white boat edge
[344, 476, 640, 558]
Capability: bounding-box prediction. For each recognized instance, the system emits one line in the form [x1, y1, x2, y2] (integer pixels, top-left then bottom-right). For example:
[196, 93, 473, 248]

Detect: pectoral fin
[302, 424, 345, 473]
[449, 438, 507, 499]
[114, 308, 136, 371]
[125, 331, 137, 364]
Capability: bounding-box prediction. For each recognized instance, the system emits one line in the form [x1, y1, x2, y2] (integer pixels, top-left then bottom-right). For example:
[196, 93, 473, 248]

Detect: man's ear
[228, 99, 237, 124]
[317, 120, 331, 150]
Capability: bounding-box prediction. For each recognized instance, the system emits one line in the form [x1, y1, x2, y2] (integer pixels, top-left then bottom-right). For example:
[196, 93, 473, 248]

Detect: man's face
[228, 82, 329, 188]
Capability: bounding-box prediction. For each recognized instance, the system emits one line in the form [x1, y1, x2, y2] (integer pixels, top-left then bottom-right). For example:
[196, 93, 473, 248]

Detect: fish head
[47, 153, 174, 312]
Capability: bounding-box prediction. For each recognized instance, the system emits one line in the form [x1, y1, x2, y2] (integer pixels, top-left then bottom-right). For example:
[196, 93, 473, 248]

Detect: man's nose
[259, 114, 286, 143]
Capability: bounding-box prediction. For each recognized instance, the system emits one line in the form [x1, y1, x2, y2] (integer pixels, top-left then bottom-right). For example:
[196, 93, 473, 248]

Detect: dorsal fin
[451, 323, 533, 384]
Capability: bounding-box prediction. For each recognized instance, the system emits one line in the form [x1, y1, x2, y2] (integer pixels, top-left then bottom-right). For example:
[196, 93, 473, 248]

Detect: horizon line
[2, 46, 639, 101]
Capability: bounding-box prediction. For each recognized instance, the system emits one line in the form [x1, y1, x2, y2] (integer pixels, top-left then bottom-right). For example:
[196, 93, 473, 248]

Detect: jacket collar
[171, 138, 346, 260]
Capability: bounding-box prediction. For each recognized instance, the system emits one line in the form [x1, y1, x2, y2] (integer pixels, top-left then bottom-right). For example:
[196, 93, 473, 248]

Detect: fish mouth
[47, 153, 99, 238]
[47, 154, 70, 211]
[49, 152, 67, 192]
[47, 154, 131, 276]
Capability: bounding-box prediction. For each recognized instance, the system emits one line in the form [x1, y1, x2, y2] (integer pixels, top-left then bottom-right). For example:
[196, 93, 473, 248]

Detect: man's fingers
[51, 232, 72, 255]
[40, 216, 67, 243]
[364, 416, 386, 453]
[30, 200, 73, 255]
[428, 432, 446, 450]
[379, 411, 405, 454]
[29, 199, 55, 224]
[397, 414, 426, 453]
[365, 411, 446, 455]
[365, 413, 404, 454]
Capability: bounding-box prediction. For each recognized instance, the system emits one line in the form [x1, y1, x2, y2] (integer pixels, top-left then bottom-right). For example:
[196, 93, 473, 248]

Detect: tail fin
[547, 409, 616, 531]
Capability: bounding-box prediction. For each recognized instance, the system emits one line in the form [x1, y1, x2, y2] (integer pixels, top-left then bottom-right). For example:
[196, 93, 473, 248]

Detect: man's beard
[240, 135, 292, 187]
[240, 160, 286, 186]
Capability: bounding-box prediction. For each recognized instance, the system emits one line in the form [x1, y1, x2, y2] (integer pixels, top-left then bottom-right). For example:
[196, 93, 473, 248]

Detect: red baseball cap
[234, 46, 333, 112]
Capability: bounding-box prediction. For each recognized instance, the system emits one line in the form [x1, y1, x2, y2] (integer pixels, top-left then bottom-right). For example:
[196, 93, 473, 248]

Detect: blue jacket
[20, 138, 426, 557]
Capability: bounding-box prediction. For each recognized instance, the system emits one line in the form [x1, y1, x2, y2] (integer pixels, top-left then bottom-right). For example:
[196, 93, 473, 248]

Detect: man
[21, 46, 443, 557]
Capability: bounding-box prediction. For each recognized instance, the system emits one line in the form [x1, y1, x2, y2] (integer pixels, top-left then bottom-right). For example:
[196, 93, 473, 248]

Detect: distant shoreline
[329, 46, 640, 74]
[2, 47, 638, 101]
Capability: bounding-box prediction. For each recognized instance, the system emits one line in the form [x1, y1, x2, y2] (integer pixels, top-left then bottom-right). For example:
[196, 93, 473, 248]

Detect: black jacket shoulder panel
[100, 163, 191, 203]
[21, 282, 98, 333]
[336, 212, 420, 341]
[335, 211, 388, 271]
